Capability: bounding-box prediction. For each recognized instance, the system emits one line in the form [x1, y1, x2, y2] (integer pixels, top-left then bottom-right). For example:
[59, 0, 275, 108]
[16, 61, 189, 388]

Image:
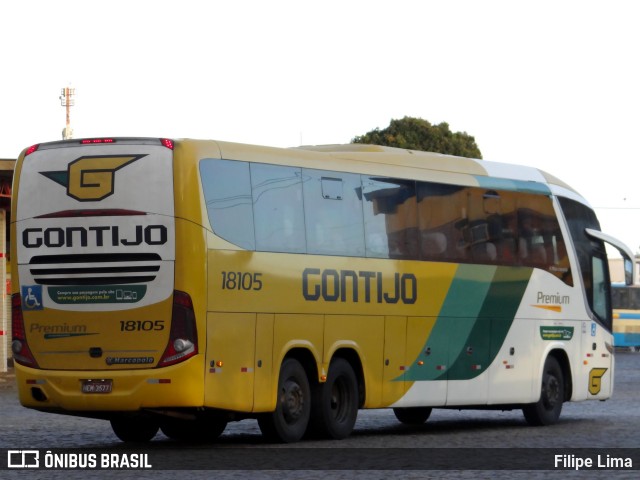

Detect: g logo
[588, 367, 608, 395]
[41, 155, 145, 202]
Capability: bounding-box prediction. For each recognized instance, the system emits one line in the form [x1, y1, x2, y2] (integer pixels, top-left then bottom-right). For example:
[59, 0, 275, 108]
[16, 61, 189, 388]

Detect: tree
[351, 116, 482, 159]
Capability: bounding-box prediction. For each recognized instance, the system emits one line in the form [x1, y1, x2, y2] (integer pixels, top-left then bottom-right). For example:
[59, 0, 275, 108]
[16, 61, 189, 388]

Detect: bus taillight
[25, 144, 39, 156]
[11, 294, 39, 367]
[157, 291, 198, 368]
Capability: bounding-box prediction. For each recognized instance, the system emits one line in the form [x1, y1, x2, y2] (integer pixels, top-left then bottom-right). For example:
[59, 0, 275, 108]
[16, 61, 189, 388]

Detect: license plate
[81, 379, 113, 394]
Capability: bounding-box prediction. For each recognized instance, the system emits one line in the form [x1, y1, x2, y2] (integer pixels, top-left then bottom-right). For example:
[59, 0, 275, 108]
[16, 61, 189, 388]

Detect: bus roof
[20, 137, 587, 205]
[207, 140, 585, 204]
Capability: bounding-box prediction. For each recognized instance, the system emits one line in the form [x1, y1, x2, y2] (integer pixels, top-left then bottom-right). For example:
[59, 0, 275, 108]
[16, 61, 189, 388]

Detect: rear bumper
[15, 356, 204, 413]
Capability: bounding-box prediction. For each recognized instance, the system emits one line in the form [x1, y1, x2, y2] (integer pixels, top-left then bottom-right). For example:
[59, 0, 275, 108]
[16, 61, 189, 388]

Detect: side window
[518, 194, 571, 284]
[362, 177, 418, 259]
[251, 163, 306, 254]
[417, 182, 468, 262]
[592, 254, 611, 324]
[200, 159, 255, 250]
[303, 169, 365, 256]
[559, 197, 610, 327]
[465, 188, 518, 265]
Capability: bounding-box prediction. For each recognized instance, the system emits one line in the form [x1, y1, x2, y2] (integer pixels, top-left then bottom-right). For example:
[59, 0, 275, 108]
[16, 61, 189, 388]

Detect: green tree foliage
[352, 116, 482, 159]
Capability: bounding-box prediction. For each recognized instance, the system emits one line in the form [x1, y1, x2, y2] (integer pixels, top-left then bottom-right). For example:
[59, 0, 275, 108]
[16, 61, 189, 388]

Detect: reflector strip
[26, 379, 46, 385]
[240, 367, 254, 373]
[147, 379, 171, 384]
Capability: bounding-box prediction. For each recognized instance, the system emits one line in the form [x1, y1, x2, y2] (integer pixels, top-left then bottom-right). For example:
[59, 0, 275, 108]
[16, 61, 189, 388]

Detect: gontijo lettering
[22, 225, 168, 248]
[302, 268, 417, 304]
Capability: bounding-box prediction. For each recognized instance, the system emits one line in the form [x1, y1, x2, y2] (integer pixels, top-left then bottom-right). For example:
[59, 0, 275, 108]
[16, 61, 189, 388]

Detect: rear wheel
[523, 355, 564, 426]
[393, 407, 432, 425]
[110, 417, 159, 443]
[310, 358, 359, 439]
[258, 358, 311, 443]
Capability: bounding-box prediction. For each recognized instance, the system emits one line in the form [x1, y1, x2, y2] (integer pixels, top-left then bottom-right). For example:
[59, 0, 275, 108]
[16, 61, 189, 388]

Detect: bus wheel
[258, 358, 311, 443]
[393, 407, 432, 425]
[160, 417, 227, 442]
[310, 358, 359, 440]
[110, 417, 159, 443]
[523, 355, 564, 426]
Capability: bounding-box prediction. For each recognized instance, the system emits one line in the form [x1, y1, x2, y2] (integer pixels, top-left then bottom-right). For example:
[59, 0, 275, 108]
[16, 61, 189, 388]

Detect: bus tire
[110, 417, 159, 443]
[160, 417, 227, 442]
[258, 358, 311, 443]
[393, 407, 432, 425]
[310, 358, 359, 440]
[523, 355, 564, 426]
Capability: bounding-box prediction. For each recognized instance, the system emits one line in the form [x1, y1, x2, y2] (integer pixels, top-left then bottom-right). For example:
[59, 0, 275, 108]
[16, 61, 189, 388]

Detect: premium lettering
[537, 291, 570, 305]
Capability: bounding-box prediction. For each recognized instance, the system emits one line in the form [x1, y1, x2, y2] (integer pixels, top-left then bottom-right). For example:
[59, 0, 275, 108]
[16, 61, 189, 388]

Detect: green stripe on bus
[474, 176, 552, 195]
[445, 266, 532, 380]
[402, 264, 532, 382]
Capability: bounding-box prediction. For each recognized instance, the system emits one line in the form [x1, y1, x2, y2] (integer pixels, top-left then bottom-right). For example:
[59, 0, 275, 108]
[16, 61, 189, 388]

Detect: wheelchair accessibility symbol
[22, 285, 44, 311]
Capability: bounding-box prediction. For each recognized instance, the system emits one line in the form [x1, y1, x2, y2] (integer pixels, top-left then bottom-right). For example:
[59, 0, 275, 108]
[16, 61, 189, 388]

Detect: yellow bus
[10, 138, 635, 443]
[612, 285, 640, 350]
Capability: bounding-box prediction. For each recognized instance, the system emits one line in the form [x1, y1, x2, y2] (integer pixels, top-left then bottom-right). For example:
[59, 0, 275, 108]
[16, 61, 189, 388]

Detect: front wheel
[523, 355, 564, 426]
[393, 407, 432, 425]
[160, 417, 227, 442]
[258, 358, 311, 443]
[111, 417, 159, 443]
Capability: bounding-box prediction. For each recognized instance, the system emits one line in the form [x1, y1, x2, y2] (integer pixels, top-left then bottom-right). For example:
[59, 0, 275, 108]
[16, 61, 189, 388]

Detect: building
[0, 159, 13, 372]
[609, 256, 640, 285]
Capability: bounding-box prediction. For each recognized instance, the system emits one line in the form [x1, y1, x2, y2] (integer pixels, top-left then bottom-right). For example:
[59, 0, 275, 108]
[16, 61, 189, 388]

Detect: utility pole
[59, 86, 76, 139]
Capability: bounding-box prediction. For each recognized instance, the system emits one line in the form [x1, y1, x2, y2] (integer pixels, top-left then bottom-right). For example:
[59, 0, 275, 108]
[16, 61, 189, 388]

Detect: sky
[2, 0, 639, 254]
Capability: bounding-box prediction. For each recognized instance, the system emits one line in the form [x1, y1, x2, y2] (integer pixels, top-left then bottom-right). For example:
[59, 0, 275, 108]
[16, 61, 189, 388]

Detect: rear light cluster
[11, 294, 39, 367]
[24, 138, 173, 156]
[157, 291, 198, 367]
[25, 145, 39, 156]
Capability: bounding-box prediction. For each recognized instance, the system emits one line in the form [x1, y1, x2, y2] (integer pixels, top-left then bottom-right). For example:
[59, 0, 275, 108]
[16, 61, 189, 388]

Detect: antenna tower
[59, 86, 76, 139]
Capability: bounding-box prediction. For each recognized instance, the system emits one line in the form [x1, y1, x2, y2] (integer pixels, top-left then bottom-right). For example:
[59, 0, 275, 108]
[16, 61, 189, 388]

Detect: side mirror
[625, 258, 634, 286]
[585, 228, 636, 285]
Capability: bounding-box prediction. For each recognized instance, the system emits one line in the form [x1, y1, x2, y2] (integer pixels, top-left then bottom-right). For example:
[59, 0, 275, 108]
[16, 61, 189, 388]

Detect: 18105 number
[221, 271, 263, 291]
[119, 320, 165, 332]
